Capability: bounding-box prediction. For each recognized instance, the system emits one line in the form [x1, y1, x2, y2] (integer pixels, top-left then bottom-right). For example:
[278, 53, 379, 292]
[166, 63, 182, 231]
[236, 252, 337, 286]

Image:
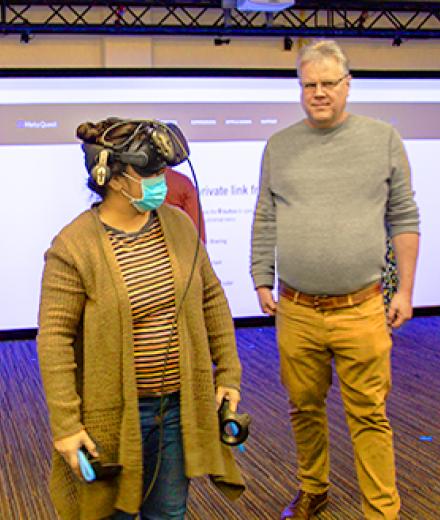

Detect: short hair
[297, 40, 350, 76]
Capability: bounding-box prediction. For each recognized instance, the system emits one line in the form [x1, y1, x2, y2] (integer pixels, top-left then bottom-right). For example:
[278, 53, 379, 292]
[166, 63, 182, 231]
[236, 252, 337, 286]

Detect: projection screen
[0, 71, 439, 331]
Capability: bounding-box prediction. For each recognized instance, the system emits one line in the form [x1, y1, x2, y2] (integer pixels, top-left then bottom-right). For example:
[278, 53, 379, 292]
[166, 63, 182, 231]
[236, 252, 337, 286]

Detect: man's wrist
[396, 287, 413, 298]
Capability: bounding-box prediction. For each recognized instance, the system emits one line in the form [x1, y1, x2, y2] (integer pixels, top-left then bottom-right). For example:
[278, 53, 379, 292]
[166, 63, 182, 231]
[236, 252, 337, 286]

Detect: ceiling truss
[1, 2, 440, 40]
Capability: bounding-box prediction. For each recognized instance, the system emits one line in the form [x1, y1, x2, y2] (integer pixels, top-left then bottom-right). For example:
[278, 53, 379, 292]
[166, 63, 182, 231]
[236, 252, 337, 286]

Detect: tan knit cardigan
[37, 204, 245, 520]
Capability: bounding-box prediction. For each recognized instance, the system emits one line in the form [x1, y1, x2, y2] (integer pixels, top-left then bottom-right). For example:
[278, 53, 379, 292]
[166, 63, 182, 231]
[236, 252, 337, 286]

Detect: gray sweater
[251, 114, 420, 295]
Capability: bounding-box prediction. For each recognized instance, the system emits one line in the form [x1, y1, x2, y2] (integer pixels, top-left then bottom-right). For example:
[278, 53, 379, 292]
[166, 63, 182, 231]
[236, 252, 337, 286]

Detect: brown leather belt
[278, 281, 382, 310]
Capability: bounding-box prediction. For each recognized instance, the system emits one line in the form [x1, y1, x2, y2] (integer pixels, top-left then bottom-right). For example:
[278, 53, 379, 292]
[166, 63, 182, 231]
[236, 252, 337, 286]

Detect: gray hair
[297, 40, 350, 76]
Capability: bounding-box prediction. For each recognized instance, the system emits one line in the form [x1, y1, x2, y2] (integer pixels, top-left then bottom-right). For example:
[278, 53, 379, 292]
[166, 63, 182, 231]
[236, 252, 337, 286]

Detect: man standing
[251, 40, 419, 520]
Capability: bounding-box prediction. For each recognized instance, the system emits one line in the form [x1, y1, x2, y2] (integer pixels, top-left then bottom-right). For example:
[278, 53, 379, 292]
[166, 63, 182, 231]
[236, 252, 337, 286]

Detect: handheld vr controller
[77, 448, 122, 483]
[218, 398, 251, 447]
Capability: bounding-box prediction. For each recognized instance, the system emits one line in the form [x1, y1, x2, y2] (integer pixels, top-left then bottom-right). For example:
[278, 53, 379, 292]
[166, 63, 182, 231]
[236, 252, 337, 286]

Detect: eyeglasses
[301, 74, 349, 93]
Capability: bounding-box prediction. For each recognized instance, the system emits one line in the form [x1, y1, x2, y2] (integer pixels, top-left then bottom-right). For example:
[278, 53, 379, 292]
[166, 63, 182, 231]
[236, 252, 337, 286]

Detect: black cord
[142, 158, 202, 503]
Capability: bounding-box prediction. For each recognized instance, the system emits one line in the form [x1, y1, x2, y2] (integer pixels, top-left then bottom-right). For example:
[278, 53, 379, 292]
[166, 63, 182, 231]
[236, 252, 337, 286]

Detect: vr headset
[82, 118, 190, 187]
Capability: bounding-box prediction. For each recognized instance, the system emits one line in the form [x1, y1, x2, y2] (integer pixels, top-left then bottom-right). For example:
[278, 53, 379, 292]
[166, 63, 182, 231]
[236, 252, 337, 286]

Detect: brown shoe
[281, 490, 328, 519]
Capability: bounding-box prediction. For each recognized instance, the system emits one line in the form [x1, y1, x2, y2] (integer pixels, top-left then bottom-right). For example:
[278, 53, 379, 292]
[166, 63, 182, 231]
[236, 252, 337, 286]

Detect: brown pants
[276, 293, 400, 520]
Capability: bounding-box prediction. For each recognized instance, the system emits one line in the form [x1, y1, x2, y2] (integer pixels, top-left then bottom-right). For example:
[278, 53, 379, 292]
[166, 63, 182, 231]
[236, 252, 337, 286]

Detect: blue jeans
[112, 392, 189, 520]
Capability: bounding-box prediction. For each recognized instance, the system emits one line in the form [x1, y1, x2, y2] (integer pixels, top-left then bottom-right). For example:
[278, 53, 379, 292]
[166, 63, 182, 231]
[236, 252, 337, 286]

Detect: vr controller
[77, 448, 122, 483]
[218, 398, 251, 447]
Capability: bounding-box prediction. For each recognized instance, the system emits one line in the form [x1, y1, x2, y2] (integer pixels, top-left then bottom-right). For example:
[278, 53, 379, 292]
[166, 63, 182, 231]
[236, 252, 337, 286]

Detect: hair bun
[76, 122, 100, 143]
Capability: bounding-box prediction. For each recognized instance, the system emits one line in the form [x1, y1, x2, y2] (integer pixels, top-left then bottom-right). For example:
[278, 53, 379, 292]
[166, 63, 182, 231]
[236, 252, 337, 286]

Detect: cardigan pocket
[82, 406, 122, 464]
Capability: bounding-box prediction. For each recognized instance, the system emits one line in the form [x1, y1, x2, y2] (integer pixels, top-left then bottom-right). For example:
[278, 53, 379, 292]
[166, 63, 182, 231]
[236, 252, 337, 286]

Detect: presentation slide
[0, 74, 439, 330]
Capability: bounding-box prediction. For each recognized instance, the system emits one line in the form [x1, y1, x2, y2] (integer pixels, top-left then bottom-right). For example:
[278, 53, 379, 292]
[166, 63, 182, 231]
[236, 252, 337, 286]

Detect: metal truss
[1, 2, 440, 40]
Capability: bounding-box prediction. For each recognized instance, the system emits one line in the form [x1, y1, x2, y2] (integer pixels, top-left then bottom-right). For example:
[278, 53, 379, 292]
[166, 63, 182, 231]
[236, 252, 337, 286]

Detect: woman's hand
[54, 429, 98, 480]
[216, 386, 240, 413]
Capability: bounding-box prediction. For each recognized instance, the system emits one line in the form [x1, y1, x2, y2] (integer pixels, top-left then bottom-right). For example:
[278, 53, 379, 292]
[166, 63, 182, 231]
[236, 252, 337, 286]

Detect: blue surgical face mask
[122, 172, 167, 212]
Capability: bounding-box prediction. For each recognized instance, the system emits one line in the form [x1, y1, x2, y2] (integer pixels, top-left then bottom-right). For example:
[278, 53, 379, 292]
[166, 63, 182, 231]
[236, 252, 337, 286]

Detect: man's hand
[256, 286, 277, 316]
[54, 429, 98, 480]
[216, 386, 240, 413]
[390, 232, 418, 329]
[387, 291, 413, 329]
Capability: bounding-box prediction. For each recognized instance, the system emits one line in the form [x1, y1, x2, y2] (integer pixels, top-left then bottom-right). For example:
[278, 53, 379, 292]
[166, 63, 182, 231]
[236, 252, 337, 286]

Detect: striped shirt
[105, 212, 180, 396]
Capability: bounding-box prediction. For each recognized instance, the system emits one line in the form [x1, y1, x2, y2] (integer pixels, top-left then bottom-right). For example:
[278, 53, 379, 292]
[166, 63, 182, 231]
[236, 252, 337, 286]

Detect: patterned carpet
[0, 317, 439, 519]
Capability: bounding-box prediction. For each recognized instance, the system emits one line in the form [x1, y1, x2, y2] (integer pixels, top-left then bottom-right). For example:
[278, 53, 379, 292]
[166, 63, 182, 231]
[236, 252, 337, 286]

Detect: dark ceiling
[1, 1, 440, 39]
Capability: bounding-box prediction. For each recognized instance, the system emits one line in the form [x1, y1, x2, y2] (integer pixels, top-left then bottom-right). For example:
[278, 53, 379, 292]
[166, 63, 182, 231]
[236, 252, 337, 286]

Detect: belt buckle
[314, 295, 327, 309]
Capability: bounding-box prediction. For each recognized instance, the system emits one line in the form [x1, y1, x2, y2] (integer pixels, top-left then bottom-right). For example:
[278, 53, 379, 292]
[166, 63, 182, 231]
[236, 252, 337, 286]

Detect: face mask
[122, 172, 168, 212]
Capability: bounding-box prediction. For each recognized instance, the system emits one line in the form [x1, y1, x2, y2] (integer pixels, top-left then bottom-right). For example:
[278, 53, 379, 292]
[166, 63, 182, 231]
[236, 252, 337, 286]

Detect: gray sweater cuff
[388, 226, 420, 238]
[252, 274, 274, 290]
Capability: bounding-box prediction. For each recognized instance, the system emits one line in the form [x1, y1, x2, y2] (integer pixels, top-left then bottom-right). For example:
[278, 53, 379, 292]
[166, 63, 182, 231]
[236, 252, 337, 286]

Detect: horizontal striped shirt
[105, 212, 180, 396]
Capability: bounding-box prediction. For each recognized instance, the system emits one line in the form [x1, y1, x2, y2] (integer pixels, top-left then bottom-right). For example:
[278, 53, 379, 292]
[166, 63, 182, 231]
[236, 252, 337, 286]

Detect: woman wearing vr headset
[37, 117, 244, 519]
